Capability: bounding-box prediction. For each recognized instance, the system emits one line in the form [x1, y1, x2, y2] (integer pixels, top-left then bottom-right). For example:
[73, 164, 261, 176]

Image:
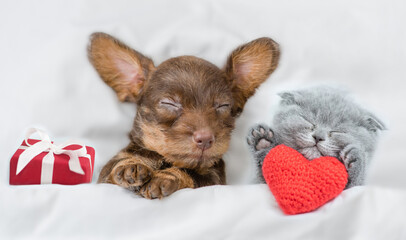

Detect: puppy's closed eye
[215, 103, 231, 113]
[157, 98, 183, 126]
[160, 98, 182, 111]
[216, 103, 230, 109]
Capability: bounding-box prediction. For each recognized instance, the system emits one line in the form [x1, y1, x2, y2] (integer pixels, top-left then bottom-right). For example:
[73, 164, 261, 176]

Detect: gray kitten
[247, 86, 385, 188]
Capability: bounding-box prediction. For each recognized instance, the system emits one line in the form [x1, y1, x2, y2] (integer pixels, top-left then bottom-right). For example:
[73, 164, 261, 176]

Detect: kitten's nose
[313, 134, 325, 143]
[193, 129, 215, 150]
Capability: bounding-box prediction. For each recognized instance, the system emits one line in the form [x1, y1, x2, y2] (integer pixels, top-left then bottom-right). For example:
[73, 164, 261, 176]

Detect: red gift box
[10, 129, 95, 185]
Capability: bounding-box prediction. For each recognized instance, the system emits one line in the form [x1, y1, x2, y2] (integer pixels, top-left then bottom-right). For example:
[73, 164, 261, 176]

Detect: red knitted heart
[262, 144, 348, 215]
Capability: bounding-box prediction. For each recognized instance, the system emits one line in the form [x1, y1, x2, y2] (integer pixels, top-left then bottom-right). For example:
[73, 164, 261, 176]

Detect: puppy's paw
[247, 124, 275, 152]
[111, 161, 152, 189]
[340, 146, 366, 188]
[139, 172, 180, 199]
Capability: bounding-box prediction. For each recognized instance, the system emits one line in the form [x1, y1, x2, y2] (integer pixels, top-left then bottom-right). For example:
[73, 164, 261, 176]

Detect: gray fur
[247, 86, 385, 188]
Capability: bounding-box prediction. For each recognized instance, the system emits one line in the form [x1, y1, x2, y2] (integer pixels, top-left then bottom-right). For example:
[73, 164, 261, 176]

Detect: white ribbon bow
[16, 128, 91, 184]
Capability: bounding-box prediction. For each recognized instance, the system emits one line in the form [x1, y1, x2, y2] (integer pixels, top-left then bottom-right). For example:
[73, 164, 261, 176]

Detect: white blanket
[1, 0, 406, 239]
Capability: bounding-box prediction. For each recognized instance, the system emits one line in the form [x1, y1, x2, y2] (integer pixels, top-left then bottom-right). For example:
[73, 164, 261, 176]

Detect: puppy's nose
[193, 129, 215, 150]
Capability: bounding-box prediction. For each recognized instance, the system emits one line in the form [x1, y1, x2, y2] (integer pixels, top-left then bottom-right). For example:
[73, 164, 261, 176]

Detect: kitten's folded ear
[278, 91, 300, 105]
[88, 32, 155, 102]
[224, 37, 280, 115]
[365, 114, 387, 132]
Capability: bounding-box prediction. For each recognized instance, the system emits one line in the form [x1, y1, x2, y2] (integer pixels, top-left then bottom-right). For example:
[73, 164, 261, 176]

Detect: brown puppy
[88, 32, 280, 199]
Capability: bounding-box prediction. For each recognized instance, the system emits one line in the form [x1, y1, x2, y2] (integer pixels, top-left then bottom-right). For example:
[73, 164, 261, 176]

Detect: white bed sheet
[1, 0, 406, 239]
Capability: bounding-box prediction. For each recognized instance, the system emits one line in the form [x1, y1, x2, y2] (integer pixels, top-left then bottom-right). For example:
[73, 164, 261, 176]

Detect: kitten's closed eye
[300, 117, 315, 131]
[304, 125, 315, 131]
[328, 131, 346, 137]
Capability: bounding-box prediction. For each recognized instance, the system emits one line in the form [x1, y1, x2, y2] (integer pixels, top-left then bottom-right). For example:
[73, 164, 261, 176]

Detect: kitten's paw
[111, 161, 152, 189]
[340, 147, 366, 188]
[139, 172, 180, 199]
[247, 124, 275, 152]
[340, 147, 364, 169]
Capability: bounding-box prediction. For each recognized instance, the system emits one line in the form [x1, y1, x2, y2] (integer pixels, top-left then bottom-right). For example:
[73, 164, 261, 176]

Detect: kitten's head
[273, 87, 385, 160]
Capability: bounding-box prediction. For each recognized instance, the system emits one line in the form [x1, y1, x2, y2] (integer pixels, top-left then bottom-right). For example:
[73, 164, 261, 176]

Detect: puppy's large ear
[88, 32, 155, 102]
[225, 37, 280, 115]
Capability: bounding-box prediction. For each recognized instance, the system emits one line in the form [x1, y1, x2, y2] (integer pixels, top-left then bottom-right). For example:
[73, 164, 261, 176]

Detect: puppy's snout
[193, 129, 215, 150]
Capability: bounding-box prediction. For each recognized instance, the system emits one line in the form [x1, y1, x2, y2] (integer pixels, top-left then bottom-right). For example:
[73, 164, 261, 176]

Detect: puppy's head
[89, 33, 279, 169]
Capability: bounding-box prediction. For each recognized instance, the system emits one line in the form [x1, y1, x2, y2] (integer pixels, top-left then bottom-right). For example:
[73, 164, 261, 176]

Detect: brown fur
[88, 32, 280, 199]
